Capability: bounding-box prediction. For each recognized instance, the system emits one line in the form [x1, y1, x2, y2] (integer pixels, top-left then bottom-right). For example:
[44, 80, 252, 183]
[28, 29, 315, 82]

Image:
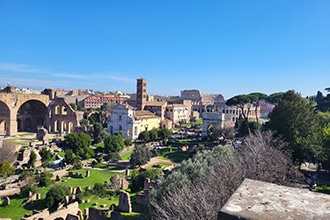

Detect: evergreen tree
[267, 90, 322, 165]
[130, 145, 151, 167]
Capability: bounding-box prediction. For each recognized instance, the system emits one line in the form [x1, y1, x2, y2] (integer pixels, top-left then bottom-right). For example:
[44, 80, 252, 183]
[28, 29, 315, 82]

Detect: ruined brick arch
[16, 99, 48, 133]
[0, 100, 10, 136]
[0, 92, 49, 136]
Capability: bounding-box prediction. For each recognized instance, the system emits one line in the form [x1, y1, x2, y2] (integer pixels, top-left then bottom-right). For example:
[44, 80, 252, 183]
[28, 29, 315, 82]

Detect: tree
[63, 132, 93, 159]
[69, 103, 77, 111]
[124, 138, 133, 146]
[149, 129, 158, 141]
[20, 183, 37, 198]
[226, 94, 252, 134]
[79, 118, 89, 129]
[93, 183, 106, 197]
[267, 90, 323, 166]
[37, 172, 54, 187]
[88, 112, 100, 124]
[149, 131, 301, 219]
[316, 88, 330, 112]
[64, 149, 75, 165]
[158, 128, 172, 140]
[138, 131, 150, 141]
[104, 134, 125, 153]
[266, 92, 284, 104]
[130, 145, 151, 167]
[92, 123, 104, 144]
[0, 141, 16, 163]
[28, 151, 37, 168]
[39, 148, 52, 167]
[248, 92, 268, 124]
[130, 168, 163, 192]
[0, 160, 14, 177]
[45, 185, 70, 211]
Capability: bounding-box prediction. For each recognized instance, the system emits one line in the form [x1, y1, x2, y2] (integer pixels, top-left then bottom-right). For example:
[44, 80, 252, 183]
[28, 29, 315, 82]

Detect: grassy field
[158, 147, 190, 163]
[121, 149, 133, 160]
[0, 169, 126, 220]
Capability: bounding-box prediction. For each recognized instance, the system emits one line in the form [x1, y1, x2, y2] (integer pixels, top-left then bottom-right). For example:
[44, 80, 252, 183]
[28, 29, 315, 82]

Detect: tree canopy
[149, 132, 300, 219]
[45, 185, 70, 211]
[104, 134, 125, 153]
[63, 132, 94, 159]
[130, 145, 151, 167]
[28, 151, 37, 168]
[39, 148, 52, 167]
[267, 90, 323, 165]
[0, 160, 14, 177]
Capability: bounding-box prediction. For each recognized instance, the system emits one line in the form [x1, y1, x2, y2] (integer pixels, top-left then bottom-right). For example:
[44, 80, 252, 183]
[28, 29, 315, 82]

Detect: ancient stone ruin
[118, 191, 132, 212]
[36, 126, 49, 143]
[2, 196, 10, 205]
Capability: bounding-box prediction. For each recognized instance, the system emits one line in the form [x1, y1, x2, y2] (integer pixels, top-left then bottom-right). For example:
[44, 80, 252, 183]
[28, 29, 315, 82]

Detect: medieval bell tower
[136, 78, 147, 110]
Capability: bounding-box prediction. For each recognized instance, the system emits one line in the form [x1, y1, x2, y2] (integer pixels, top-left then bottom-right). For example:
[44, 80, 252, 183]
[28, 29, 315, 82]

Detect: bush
[20, 183, 37, 198]
[46, 185, 70, 211]
[130, 168, 163, 193]
[130, 145, 151, 167]
[38, 173, 54, 187]
[93, 183, 106, 197]
[109, 152, 121, 162]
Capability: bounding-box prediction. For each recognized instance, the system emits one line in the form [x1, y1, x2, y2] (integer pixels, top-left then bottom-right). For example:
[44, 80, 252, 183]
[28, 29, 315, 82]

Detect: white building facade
[107, 104, 141, 140]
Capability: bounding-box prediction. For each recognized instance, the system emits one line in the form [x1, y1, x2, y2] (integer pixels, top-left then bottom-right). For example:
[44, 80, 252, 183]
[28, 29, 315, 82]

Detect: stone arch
[202, 113, 224, 137]
[0, 100, 10, 136]
[16, 100, 48, 133]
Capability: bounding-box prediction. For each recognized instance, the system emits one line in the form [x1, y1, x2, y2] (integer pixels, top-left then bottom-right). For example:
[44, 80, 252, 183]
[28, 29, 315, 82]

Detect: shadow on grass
[165, 152, 190, 163]
[23, 199, 47, 210]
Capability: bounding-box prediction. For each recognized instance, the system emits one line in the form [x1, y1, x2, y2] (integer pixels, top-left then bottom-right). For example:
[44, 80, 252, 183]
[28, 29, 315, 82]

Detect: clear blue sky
[0, 1, 329, 99]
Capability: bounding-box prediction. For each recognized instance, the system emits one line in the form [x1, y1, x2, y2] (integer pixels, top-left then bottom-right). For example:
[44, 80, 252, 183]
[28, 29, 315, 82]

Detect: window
[119, 115, 122, 121]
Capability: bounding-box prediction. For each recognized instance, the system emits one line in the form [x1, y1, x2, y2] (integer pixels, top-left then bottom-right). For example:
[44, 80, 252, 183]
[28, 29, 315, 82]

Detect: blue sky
[0, 1, 329, 99]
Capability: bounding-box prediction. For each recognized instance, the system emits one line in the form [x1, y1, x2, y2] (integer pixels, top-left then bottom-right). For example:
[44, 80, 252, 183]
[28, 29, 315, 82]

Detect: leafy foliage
[150, 132, 301, 219]
[93, 183, 106, 197]
[130, 145, 151, 167]
[92, 123, 104, 144]
[158, 128, 172, 140]
[130, 168, 163, 192]
[45, 185, 70, 211]
[39, 148, 52, 167]
[0, 160, 14, 177]
[20, 183, 37, 198]
[28, 151, 37, 168]
[138, 131, 150, 141]
[104, 134, 125, 153]
[266, 92, 284, 104]
[149, 129, 158, 141]
[37, 172, 54, 187]
[63, 132, 94, 159]
[267, 90, 323, 165]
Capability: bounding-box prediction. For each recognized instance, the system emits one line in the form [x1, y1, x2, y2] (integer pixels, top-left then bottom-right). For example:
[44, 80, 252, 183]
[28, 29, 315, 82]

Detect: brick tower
[136, 78, 147, 110]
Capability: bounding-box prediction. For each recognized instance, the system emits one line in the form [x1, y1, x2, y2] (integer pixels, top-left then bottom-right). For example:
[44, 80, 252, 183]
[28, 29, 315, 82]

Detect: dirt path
[141, 156, 175, 169]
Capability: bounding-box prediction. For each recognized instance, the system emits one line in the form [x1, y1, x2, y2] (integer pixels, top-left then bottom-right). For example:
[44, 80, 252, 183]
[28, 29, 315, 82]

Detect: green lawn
[158, 147, 190, 163]
[0, 169, 126, 220]
[316, 185, 330, 194]
[121, 150, 133, 160]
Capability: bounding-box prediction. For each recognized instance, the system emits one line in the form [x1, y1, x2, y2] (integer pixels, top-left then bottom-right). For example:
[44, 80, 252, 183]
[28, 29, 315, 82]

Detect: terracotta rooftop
[135, 110, 160, 119]
[145, 101, 167, 107]
[219, 178, 330, 220]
